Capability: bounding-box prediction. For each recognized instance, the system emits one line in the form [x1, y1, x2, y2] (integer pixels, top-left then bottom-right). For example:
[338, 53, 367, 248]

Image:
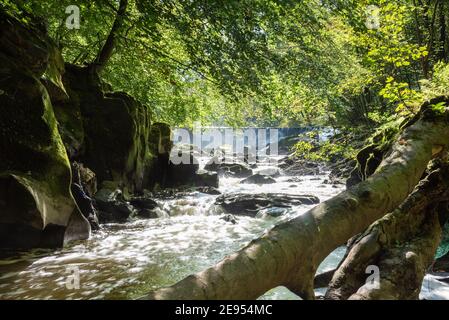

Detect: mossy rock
[61, 64, 169, 192]
[49, 62, 176, 192]
[0, 70, 90, 248]
[0, 10, 90, 248]
[0, 9, 49, 78]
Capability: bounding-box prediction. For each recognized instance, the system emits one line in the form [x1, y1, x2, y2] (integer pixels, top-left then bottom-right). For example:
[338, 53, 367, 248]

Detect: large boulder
[164, 148, 219, 188]
[215, 193, 320, 217]
[146, 122, 172, 188]
[193, 170, 219, 188]
[167, 158, 199, 185]
[129, 196, 160, 219]
[93, 188, 135, 223]
[60, 64, 156, 193]
[204, 158, 253, 178]
[0, 9, 90, 248]
[55, 65, 173, 193]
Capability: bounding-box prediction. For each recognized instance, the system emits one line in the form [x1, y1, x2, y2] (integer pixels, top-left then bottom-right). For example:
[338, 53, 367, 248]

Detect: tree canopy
[2, 0, 448, 127]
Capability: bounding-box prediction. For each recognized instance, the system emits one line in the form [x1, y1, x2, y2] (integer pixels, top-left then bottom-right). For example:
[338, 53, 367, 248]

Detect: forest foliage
[2, 0, 448, 128]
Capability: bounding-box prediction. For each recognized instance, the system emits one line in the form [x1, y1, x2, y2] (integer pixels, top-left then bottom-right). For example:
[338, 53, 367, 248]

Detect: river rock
[257, 168, 281, 177]
[240, 174, 276, 184]
[71, 183, 100, 230]
[165, 158, 219, 188]
[94, 188, 135, 223]
[136, 209, 159, 219]
[204, 159, 253, 178]
[259, 207, 288, 217]
[129, 196, 160, 219]
[129, 197, 158, 210]
[220, 214, 237, 224]
[195, 186, 221, 195]
[215, 193, 320, 217]
[195, 170, 219, 188]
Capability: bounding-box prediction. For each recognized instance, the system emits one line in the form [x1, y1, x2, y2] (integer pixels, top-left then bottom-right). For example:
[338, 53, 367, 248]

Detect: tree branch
[90, 0, 128, 75]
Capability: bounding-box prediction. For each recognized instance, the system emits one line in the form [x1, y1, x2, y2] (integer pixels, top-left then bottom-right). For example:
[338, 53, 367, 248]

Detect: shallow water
[0, 158, 446, 300]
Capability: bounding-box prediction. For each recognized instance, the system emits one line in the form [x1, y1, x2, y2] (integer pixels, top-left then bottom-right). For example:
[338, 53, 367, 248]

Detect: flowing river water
[0, 156, 447, 300]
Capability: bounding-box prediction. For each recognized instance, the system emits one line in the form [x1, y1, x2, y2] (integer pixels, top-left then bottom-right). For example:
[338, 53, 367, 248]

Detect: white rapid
[0, 157, 446, 300]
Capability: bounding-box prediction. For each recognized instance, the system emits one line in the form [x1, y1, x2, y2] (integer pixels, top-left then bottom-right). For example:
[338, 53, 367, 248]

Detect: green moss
[292, 131, 356, 162]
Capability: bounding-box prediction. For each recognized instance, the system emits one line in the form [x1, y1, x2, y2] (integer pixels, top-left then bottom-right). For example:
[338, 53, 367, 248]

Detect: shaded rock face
[73, 162, 97, 197]
[192, 170, 219, 188]
[58, 64, 167, 193]
[145, 122, 172, 188]
[166, 158, 199, 186]
[0, 10, 90, 248]
[165, 165, 219, 188]
[163, 149, 219, 188]
[215, 193, 320, 217]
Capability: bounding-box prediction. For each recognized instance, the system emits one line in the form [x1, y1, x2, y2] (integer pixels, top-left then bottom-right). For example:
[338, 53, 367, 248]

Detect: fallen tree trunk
[326, 161, 449, 299]
[144, 98, 449, 300]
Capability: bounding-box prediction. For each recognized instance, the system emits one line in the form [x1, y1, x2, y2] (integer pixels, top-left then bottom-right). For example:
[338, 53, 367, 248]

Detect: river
[0, 156, 447, 299]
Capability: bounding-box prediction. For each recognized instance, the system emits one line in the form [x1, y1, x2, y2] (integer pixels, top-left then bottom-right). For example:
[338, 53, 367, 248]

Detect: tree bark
[142, 98, 449, 300]
[438, 1, 447, 62]
[326, 161, 449, 299]
[90, 0, 128, 75]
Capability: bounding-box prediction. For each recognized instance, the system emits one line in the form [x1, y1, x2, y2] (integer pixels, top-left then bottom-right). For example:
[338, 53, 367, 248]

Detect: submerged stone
[215, 193, 319, 217]
[240, 173, 276, 184]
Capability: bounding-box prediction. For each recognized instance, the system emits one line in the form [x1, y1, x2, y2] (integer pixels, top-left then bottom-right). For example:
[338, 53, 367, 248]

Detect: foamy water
[0, 157, 446, 299]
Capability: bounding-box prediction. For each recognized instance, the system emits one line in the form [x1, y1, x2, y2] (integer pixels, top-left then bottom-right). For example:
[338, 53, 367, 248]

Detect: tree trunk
[89, 0, 128, 75]
[142, 98, 449, 300]
[326, 161, 449, 299]
[438, 1, 447, 62]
